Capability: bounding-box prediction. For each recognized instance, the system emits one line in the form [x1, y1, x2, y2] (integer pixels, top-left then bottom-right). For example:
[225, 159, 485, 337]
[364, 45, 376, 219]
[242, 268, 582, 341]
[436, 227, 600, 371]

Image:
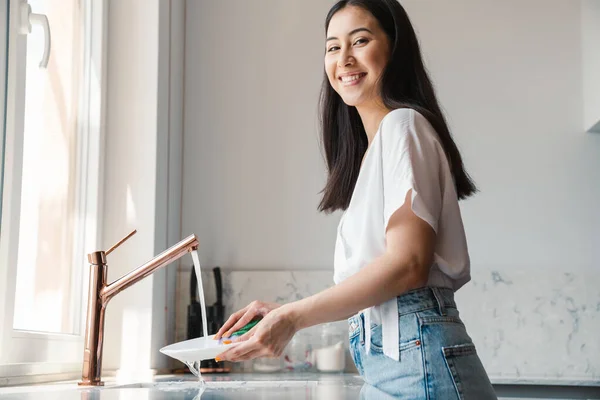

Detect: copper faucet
[78, 230, 199, 386]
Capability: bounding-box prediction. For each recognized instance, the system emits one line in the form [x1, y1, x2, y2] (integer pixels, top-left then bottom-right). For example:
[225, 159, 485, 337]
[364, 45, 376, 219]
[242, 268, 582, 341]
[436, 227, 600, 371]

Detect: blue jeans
[348, 287, 497, 399]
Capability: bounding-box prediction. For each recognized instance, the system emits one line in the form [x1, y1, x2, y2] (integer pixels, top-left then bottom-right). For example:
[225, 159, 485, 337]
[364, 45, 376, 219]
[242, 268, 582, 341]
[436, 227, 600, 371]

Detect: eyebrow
[326, 27, 373, 42]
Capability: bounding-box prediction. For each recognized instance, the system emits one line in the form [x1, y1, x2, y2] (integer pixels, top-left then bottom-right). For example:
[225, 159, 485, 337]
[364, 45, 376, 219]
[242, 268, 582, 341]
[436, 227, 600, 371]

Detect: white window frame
[0, 0, 7, 229]
[0, 0, 107, 380]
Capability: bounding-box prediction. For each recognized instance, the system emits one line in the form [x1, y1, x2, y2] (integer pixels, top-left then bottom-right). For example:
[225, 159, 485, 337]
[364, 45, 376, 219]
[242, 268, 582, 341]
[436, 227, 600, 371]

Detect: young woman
[215, 0, 496, 398]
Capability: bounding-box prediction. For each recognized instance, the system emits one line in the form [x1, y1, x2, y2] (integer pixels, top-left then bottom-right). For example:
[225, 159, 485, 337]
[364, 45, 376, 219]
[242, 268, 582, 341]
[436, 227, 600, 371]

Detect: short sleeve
[380, 109, 443, 234]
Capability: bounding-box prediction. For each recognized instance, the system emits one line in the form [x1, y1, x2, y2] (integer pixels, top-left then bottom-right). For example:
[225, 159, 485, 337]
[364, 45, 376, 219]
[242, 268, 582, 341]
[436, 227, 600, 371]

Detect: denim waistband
[348, 286, 456, 340]
[396, 286, 456, 315]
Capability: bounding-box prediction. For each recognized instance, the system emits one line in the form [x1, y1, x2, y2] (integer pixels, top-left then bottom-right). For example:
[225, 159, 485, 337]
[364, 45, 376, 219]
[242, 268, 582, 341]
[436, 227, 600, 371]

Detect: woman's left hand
[215, 305, 299, 362]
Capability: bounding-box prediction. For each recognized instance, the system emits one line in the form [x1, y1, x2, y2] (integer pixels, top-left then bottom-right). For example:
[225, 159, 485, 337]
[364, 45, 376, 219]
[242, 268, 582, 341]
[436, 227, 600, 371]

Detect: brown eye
[354, 38, 368, 45]
[327, 45, 340, 52]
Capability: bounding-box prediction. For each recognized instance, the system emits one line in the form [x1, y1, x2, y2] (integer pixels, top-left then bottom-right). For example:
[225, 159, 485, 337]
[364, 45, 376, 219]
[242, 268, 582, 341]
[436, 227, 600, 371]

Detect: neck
[356, 101, 392, 146]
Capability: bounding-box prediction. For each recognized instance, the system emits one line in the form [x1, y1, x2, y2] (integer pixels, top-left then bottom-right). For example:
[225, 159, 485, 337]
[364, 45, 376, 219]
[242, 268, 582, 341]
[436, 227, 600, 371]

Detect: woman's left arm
[215, 190, 435, 362]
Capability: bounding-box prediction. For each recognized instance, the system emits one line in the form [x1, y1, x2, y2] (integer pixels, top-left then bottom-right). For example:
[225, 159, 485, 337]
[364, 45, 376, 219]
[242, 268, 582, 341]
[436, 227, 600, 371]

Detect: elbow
[406, 256, 431, 288]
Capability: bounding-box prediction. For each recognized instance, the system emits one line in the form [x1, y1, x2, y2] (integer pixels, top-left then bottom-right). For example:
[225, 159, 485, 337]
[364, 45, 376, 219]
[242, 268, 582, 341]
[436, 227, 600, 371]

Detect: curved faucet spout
[101, 234, 199, 302]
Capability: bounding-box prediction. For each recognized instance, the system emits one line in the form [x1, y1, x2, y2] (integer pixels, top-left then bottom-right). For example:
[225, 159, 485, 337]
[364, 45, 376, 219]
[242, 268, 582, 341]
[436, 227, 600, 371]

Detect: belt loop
[359, 313, 365, 345]
[431, 287, 447, 316]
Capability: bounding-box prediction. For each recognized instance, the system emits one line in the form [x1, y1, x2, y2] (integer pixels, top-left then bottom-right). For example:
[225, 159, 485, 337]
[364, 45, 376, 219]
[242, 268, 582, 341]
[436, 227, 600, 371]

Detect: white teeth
[341, 73, 364, 83]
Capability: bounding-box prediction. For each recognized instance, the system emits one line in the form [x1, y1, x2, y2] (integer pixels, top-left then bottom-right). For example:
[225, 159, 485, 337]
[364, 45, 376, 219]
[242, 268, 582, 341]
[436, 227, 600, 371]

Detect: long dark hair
[318, 0, 477, 213]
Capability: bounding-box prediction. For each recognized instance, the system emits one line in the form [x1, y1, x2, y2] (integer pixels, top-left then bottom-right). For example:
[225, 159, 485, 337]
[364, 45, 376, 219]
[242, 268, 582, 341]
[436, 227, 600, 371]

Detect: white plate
[159, 335, 234, 363]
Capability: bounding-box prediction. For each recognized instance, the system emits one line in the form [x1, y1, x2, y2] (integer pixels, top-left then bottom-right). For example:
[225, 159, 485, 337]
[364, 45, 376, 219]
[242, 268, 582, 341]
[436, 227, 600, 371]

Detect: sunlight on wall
[126, 185, 137, 225]
[116, 307, 153, 383]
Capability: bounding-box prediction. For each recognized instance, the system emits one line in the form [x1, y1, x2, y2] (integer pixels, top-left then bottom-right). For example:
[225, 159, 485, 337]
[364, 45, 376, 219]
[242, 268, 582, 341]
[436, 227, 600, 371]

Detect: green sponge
[229, 319, 261, 337]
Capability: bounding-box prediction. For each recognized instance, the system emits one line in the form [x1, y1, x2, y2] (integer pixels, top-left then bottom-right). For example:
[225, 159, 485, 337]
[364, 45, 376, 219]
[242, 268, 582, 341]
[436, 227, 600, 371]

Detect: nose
[337, 48, 354, 68]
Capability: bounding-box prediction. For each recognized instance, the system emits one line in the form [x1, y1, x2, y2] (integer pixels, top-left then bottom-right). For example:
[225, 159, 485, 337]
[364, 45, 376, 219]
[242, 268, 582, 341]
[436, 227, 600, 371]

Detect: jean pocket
[369, 324, 421, 354]
[442, 343, 497, 400]
[349, 337, 365, 376]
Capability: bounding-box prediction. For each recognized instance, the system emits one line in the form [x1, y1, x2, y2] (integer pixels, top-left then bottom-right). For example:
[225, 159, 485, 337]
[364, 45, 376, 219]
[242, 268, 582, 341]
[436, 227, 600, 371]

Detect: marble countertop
[0, 373, 366, 400]
[0, 373, 594, 399]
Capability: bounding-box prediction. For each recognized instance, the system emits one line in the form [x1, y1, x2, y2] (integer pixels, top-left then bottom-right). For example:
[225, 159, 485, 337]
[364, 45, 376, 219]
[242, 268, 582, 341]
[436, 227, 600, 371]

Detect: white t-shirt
[333, 108, 471, 361]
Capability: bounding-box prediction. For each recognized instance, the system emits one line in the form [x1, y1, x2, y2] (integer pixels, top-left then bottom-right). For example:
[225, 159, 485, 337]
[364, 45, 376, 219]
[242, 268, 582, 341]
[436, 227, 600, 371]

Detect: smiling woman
[213, 0, 495, 398]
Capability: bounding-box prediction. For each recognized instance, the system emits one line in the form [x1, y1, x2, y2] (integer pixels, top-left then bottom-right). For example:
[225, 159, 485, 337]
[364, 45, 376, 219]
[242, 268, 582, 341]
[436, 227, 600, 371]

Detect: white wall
[183, 0, 335, 270]
[183, 0, 600, 273]
[101, 0, 180, 377]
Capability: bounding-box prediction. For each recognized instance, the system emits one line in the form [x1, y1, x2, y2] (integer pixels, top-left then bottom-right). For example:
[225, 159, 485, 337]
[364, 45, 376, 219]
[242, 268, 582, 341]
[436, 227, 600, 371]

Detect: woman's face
[325, 6, 390, 108]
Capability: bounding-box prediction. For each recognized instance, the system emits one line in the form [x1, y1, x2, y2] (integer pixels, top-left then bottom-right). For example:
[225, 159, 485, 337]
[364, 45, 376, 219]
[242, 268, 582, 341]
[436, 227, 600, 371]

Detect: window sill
[0, 363, 84, 387]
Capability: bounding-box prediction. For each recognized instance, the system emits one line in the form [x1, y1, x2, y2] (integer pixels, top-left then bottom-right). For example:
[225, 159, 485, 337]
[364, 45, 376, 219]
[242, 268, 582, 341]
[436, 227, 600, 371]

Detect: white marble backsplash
[455, 267, 600, 385]
[175, 265, 600, 385]
[175, 267, 334, 343]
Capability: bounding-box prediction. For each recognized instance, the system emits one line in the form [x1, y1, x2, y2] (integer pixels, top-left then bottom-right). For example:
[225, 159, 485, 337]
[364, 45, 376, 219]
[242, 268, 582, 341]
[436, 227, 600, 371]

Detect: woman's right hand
[214, 300, 281, 340]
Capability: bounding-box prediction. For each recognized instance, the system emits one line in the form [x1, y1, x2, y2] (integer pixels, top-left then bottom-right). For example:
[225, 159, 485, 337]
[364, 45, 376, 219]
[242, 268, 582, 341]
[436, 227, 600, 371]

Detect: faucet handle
[106, 229, 137, 256]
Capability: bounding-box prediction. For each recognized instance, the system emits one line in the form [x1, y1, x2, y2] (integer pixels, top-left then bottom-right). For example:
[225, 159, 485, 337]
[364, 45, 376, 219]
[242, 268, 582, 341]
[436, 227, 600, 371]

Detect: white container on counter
[315, 323, 346, 373]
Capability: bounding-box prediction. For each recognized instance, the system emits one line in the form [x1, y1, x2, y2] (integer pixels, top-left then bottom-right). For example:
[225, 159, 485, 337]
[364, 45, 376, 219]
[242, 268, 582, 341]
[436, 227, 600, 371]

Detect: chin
[339, 95, 364, 107]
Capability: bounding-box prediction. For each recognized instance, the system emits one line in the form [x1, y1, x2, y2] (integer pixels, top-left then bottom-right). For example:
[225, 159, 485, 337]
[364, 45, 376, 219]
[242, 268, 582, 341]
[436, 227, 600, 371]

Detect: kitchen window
[0, 0, 106, 379]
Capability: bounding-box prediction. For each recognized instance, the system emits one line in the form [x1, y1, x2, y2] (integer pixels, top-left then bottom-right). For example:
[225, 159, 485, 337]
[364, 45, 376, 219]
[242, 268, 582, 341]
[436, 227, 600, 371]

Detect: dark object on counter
[207, 266, 226, 335]
[186, 266, 229, 373]
[186, 267, 202, 339]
